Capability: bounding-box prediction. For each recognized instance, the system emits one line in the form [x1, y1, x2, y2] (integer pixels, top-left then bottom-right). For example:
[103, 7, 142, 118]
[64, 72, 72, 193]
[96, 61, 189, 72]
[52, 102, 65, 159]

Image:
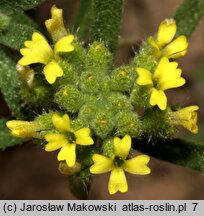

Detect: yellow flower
[45, 5, 68, 41]
[6, 120, 43, 138]
[168, 106, 199, 134]
[44, 114, 94, 167]
[148, 19, 188, 58]
[136, 57, 185, 110]
[18, 32, 74, 84]
[90, 135, 150, 195]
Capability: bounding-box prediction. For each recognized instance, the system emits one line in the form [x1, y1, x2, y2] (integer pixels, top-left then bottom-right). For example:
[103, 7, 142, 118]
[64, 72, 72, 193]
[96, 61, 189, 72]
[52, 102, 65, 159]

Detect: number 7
[192, 203, 198, 211]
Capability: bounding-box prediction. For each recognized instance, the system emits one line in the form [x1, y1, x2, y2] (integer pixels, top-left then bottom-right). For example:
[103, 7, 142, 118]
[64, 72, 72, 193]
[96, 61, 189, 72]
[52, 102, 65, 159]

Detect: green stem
[173, 0, 204, 37]
[91, 0, 123, 54]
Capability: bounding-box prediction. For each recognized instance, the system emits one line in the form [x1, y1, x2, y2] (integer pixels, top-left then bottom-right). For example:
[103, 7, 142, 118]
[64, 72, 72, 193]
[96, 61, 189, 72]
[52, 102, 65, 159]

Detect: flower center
[66, 132, 76, 143]
[113, 156, 124, 167]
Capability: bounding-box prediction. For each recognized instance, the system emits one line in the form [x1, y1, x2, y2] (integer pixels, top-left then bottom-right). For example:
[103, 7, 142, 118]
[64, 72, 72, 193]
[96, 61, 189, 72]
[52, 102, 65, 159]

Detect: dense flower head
[168, 106, 199, 134]
[148, 19, 188, 59]
[136, 57, 185, 110]
[44, 114, 94, 167]
[90, 135, 150, 194]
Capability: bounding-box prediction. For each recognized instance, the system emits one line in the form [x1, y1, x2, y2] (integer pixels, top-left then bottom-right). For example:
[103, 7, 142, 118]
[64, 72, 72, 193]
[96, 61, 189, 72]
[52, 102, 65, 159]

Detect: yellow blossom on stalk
[168, 106, 199, 134]
[44, 114, 94, 167]
[18, 32, 74, 84]
[136, 57, 185, 110]
[90, 135, 150, 195]
[18, 5, 74, 84]
[6, 120, 43, 138]
[148, 19, 188, 58]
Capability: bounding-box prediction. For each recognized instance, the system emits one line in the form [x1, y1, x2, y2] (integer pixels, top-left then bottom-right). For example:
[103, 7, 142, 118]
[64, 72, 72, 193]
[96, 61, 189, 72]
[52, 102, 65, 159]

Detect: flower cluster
[6, 6, 199, 196]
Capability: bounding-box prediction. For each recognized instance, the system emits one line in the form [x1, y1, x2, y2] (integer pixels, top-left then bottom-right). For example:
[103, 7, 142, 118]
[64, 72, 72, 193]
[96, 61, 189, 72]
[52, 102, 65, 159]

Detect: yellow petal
[52, 114, 71, 132]
[150, 88, 167, 110]
[136, 68, 153, 86]
[153, 57, 172, 79]
[75, 128, 94, 145]
[108, 167, 128, 195]
[43, 60, 63, 84]
[123, 155, 151, 175]
[18, 32, 53, 65]
[159, 75, 186, 90]
[57, 144, 76, 167]
[148, 36, 160, 50]
[44, 134, 67, 151]
[45, 5, 67, 41]
[153, 58, 185, 90]
[162, 35, 188, 58]
[113, 135, 131, 159]
[157, 19, 176, 47]
[90, 154, 113, 174]
[168, 106, 199, 134]
[54, 35, 74, 54]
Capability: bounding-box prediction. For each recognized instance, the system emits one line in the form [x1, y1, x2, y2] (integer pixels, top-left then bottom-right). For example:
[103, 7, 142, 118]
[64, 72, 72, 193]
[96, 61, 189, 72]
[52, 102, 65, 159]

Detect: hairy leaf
[133, 137, 204, 172]
[173, 0, 204, 37]
[91, 0, 123, 54]
[0, 49, 22, 117]
[0, 23, 37, 50]
[0, 0, 46, 11]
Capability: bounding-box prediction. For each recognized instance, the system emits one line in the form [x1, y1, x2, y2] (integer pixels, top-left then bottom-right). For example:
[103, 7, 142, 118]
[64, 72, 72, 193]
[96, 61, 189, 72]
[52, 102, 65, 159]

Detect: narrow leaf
[173, 0, 204, 37]
[73, 0, 92, 40]
[91, 0, 123, 54]
[133, 137, 204, 172]
[0, 0, 46, 11]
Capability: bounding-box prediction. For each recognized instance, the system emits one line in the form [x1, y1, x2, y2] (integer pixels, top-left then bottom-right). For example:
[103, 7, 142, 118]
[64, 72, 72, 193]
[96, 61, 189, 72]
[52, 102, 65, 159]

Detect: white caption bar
[0, 200, 203, 216]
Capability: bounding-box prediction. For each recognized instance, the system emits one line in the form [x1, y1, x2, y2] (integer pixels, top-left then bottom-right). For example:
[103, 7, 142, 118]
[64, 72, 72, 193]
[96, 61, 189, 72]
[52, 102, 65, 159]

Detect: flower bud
[54, 85, 84, 113]
[167, 106, 199, 134]
[59, 161, 81, 175]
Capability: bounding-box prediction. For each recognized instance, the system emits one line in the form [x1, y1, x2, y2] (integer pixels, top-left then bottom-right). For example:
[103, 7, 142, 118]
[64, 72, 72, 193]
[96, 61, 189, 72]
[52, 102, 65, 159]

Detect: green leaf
[91, 0, 123, 54]
[0, 49, 22, 117]
[0, 119, 25, 149]
[133, 137, 204, 172]
[173, 0, 204, 37]
[0, 1, 40, 50]
[0, 0, 46, 11]
[73, 0, 92, 40]
[0, 23, 37, 50]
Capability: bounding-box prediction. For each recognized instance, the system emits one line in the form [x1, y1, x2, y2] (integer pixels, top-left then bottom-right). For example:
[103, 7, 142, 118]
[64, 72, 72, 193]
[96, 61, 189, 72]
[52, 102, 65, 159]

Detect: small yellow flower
[148, 19, 188, 58]
[136, 57, 185, 110]
[168, 106, 199, 134]
[45, 5, 68, 41]
[6, 120, 43, 138]
[18, 32, 74, 84]
[44, 114, 94, 167]
[90, 135, 150, 195]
